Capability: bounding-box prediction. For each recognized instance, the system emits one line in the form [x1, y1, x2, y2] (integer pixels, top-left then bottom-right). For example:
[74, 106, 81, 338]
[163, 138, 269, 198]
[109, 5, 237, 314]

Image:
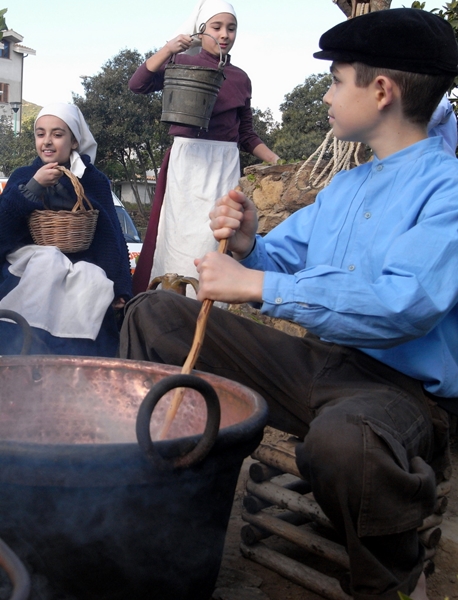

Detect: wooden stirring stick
[159, 237, 229, 440]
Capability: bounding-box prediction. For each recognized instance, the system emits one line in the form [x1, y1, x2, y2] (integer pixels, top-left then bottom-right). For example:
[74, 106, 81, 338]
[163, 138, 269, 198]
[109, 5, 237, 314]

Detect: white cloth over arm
[427, 95, 457, 156]
[0, 245, 114, 339]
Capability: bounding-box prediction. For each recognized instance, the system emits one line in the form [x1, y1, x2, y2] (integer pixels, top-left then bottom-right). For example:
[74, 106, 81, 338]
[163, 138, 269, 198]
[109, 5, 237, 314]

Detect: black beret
[313, 8, 458, 76]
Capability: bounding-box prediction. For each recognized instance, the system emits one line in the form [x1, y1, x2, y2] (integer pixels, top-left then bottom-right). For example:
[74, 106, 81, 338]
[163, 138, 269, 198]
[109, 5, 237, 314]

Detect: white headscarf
[174, 0, 237, 54]
[35, 103, 97, 177]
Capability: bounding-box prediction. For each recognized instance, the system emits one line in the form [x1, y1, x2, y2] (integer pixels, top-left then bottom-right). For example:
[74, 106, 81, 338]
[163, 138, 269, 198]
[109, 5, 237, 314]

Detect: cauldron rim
[0, 355, 268, 486]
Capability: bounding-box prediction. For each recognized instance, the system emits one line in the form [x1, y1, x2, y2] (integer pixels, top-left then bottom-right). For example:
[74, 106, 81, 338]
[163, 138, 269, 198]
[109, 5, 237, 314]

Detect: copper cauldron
[0, 315, 268, 599]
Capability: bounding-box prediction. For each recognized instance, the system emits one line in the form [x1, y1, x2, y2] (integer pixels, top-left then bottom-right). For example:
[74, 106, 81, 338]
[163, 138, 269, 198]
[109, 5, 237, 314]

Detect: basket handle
[56, 165, 94, 212]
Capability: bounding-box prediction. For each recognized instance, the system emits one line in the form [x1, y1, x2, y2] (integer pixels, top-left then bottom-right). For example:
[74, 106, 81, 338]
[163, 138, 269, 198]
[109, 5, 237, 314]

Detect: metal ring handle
[0, 536, 31, 600]
[136, 374, 221, 470]
[171, 30, 227, 69]
[0, 310, 32, 355]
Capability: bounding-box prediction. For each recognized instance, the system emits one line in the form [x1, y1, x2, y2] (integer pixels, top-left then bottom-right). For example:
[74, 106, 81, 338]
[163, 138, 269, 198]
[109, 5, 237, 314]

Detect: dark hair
[353, 62, 455, 125]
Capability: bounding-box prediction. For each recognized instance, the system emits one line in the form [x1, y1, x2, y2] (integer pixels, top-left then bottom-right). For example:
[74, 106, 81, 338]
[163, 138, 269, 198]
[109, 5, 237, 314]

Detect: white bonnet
[35, 103, 97, 176]
[174, 0, 237, 53]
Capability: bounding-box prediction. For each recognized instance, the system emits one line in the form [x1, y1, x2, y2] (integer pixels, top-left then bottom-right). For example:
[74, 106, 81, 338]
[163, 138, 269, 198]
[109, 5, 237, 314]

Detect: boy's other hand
[33, 163, 62, 188]
[195, 252, 264, 304]
[210, 189, 258, 259]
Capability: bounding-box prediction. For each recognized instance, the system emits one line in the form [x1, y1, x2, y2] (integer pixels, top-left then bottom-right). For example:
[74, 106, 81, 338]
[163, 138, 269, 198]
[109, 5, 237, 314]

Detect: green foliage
[0, 116, 35, 176]
[411, 1, 458, 91]
[73, 49, 172, 212]
[240, 107, 280, 170]
[273, 73, 333, 163]
[0, 8, 7, 38]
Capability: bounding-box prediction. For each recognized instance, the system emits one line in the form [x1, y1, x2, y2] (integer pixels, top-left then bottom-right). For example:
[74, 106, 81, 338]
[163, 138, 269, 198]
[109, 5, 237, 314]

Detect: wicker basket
[28, 166, 99, 253]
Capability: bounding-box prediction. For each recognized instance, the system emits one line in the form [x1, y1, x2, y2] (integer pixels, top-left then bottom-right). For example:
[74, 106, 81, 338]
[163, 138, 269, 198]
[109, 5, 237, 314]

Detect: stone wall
[239, 161, 323, 234]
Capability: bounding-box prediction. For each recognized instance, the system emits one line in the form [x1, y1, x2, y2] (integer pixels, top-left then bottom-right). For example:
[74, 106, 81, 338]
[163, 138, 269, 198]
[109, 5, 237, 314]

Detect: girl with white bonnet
[130, 0, 280, 296]
[0, 103, 132, 356]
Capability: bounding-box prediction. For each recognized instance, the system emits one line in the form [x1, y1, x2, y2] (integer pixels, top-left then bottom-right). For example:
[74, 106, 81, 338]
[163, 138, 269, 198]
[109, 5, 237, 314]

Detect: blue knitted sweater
[0, 156, 132, 300]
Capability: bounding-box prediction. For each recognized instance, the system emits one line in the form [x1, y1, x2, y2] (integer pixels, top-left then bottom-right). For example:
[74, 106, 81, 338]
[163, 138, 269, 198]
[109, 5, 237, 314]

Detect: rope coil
[295, 130, 364, 192]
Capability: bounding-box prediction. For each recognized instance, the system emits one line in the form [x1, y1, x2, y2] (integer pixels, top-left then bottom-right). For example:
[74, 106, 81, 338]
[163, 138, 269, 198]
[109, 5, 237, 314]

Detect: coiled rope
[295, 130, 364, 191]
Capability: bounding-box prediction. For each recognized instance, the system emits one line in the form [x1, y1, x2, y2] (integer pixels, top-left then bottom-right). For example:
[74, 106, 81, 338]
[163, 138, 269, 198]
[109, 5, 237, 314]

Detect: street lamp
[10, 102, 21, 136]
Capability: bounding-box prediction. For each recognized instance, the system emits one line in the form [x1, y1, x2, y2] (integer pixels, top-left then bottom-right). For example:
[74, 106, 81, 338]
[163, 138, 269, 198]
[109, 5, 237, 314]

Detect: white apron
[151, 137, 240, 298]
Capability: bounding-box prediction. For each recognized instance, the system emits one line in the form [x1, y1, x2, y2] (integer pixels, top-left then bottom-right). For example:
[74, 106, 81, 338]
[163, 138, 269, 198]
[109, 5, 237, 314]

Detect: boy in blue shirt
[121, 9, 458, 600]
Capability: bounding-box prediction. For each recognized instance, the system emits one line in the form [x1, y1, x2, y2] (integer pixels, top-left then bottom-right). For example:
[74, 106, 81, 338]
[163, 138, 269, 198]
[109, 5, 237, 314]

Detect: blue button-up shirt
[242, 137, 458, 397]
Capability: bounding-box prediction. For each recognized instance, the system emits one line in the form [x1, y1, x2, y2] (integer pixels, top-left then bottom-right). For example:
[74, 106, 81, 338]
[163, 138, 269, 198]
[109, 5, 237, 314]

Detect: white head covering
[174, 0, 237, 54]
[35, 103, 97, 177]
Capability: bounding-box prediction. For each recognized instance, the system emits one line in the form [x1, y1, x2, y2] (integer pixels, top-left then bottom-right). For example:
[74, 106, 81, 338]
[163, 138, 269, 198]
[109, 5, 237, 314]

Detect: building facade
[0, 29, 35, 133]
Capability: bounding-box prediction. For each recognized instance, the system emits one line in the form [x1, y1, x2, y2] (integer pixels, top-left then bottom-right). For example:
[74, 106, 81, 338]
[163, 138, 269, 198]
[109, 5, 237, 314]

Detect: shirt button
[376, 165, 383, 171]
[275, 297, 283, 304]
[348, 264, 355, 271]
[364, 212, 371, 219]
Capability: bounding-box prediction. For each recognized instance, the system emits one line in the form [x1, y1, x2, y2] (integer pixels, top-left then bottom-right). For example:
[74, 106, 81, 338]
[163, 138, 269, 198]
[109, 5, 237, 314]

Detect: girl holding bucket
[129, 0, 280, 297]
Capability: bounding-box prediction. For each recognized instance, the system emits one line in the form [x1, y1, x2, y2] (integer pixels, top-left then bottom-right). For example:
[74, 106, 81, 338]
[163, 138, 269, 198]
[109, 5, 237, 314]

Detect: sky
[9, 0, 434, 122]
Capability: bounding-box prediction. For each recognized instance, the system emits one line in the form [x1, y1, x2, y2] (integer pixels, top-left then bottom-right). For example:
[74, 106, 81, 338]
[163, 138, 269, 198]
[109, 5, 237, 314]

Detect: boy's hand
[195, 252, 264, 304]
[33, 163, 62, 188]
[209, 189, 258, 260]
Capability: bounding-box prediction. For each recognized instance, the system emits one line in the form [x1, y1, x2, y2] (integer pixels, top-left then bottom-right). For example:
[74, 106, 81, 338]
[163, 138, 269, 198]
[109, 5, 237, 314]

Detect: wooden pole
[240, 542, 352, 600]
[251, 442, 303, 478]
[241, 510, 309, 545]
[246, 478, 332, 529]
[159, 238, 229, 439]
[244, 473, 312, 513]
[242, 510, 350, 569]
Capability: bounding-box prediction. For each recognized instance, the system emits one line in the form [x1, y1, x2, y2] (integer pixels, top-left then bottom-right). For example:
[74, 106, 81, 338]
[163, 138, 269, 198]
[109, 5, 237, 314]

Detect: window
[0, 40, 10, 59]
[0, 83, 9, 103]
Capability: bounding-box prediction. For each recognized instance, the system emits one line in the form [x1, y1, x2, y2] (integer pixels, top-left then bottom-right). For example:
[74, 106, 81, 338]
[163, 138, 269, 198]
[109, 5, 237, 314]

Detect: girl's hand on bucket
[166, 34, 193, 55]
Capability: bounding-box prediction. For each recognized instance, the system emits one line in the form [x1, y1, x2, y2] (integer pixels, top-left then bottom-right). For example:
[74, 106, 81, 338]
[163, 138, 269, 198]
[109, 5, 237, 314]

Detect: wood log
[244, 476, 311, 513]
[423, 547, 436, 560]
[251, 443, 302, 478]
[243, 493, 271, 514]
[423, 559, 435, 578]
[242, 510, 350, 570]
[246, 478, 332, 529]
[240, 541, 352, 600]
[418, 514, 443, 532]
[241, 510, 310, 545]
[249, 462, 283, 483]
[436, 479, 452, 497]
[434, 495, 448, 515]
[419, 527, 442, 549]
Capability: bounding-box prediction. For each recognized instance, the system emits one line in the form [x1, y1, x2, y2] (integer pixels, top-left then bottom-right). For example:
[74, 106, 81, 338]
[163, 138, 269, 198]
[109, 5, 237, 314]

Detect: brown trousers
[119, 290, 451, 600]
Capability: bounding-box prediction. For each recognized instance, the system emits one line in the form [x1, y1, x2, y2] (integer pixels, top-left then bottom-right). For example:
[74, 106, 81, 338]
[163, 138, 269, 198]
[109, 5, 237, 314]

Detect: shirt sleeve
[241, 193, 458, 349]
[129, 62, 165, 95]
[238, 97, 264, 154]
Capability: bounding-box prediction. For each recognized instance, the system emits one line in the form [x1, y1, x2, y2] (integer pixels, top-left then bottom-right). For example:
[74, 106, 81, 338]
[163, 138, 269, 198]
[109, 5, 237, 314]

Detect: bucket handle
[136, 374, 221, 471]
[170, 29, 227, 70]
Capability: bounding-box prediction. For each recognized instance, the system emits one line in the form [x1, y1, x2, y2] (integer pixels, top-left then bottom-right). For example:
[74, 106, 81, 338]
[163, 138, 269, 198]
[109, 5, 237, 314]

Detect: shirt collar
[372, 137, 444, 168]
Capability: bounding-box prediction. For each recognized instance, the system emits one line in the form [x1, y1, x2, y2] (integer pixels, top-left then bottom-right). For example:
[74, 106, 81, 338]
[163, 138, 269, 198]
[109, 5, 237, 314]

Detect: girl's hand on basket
[33, 163, 62, 188]
[165, 34, 193, 55]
